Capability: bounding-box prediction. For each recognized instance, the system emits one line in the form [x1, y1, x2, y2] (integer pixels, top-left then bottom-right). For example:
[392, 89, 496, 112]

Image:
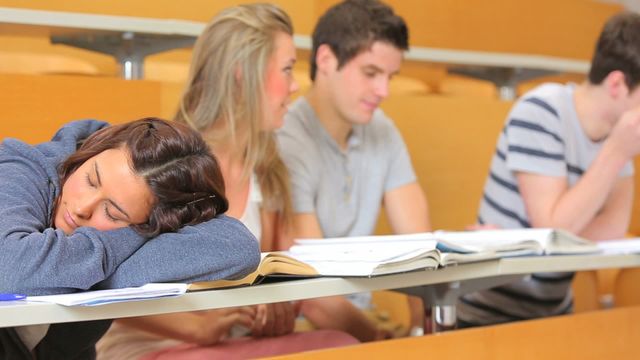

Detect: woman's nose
[74, 194, 100, 220]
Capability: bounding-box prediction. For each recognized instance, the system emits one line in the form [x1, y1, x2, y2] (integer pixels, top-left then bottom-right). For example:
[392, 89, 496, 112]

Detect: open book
[432, 228, 598, 256]
[189, 228, 597, 290]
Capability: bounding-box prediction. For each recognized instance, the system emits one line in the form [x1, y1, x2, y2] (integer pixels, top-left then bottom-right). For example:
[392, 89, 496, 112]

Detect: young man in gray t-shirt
[459, 12, 640, 327]
[277, 0, 430, 341]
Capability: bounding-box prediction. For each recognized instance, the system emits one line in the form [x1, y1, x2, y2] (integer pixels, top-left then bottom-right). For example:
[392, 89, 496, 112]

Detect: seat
[438, 74, 498, 98]
[613, 268, 640, 307]
[572, 270, 600, 313]
[0, 52, 99, 76]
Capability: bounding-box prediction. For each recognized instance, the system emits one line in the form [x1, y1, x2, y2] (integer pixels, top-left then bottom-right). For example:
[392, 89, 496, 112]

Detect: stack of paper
[28, 283, 187, 306]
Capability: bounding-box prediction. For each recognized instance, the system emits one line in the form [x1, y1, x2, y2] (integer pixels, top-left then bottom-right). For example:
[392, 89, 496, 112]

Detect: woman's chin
[53, 216, 72, 235]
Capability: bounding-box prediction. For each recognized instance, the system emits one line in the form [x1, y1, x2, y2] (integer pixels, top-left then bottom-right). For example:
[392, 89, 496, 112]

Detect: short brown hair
[58, 117, 228, 237]
[309, 0, 409, 81]
[589, 11, 640, 90]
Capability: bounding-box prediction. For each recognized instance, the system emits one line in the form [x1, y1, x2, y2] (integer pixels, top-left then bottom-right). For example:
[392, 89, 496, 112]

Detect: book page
[597, 238, 640, 254]
[294, 233, 437, 245]
[434, 228, 555, 253]
[302, 256, 439, 276]
[288, 240, 437, 262]
[435, 228, 597, 255]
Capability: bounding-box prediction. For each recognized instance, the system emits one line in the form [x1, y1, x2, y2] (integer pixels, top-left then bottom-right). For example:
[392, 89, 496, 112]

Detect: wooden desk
[268, 305, 640, 360]
[1, 253, 639, 329]
[0, 7, 202, 79]
[295, 36, 589, 100]
[0, 7, 588, 95]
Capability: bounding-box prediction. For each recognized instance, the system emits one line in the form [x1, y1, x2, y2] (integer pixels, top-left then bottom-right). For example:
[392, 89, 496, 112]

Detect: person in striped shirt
[458, 11, 640, 327]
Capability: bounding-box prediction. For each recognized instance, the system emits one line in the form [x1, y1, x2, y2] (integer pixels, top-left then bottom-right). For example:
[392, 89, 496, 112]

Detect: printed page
[288, 240, 437, 261]
[597, 238, 640, 254]
[286, 240, 439, 276]
[434, 228, 555, 253]
[294, 233, 437, 246]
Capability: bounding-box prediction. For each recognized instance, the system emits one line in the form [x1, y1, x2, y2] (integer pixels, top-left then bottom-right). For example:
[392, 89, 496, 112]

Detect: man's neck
[574, 82, 615, 142]
[306, 86, 353, 150]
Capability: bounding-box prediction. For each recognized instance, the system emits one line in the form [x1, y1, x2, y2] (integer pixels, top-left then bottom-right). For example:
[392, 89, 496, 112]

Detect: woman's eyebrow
[94, 161, 102, 187]
[108, 199, 131, 220]
[94, 160, 131, 220]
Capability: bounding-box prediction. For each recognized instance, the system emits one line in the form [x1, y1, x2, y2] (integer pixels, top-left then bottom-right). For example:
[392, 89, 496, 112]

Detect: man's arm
[516, 105, 640, 238]
[383, 182, 431, 234]
[517, 169, 632, 239]
[580, 176, 633, 240]
[279, 213, 324, 250]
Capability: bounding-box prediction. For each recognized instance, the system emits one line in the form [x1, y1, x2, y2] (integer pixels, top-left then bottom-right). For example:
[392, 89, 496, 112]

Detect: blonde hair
[174, 3, 293, 223]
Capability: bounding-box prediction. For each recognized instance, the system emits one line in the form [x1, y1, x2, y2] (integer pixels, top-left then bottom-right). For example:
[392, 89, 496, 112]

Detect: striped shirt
[458, 83, 634, 327]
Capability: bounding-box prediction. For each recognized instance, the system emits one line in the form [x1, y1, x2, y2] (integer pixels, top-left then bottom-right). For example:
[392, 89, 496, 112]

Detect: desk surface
[0, 7, 589, 74]
[0, 7, 202, 37]
[1, 253, 638, 328]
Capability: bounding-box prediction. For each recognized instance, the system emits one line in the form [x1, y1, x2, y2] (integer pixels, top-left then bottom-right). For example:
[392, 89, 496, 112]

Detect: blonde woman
[96, 4, 357, 359]
[175, 3, 295, 252]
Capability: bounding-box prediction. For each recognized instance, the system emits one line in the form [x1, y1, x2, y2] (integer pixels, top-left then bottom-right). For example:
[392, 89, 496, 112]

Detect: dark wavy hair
[309, 0, 409, 81]
[589, 11, 640, 90]
[57, 117, 229, 237]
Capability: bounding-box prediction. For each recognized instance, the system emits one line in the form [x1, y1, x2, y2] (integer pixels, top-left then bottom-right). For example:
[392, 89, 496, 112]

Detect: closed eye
[85, 172, 96, 188]
[103, 204, 120, 222]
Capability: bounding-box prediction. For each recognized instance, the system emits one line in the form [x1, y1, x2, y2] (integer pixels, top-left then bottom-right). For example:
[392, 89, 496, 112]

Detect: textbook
[188, 228, 598, 290]
[430, 228, 598, 256]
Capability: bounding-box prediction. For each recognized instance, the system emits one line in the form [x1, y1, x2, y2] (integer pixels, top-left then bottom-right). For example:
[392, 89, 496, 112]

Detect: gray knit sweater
[0, 120, 260, 359]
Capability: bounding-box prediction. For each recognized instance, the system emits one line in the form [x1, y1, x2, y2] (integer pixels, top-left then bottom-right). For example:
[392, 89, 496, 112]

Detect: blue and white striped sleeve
[505, 96, 567, 177]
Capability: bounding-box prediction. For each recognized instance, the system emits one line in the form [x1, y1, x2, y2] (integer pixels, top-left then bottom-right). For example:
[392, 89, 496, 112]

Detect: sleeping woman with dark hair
[0, 117, 260, 359]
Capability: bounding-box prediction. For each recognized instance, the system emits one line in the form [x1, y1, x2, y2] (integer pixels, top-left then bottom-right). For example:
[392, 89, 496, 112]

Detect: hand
[605, 106, 640, 160]
[194, 307, 256, 345]
[250, 301, 300, 337]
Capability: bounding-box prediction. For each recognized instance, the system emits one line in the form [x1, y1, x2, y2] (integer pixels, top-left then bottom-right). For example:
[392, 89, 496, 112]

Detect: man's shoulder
[516, 83, 574, 115]
[363, 109, 403, 143]
[360, 108, 394, 133]
[278, 98, 323, 160]
[280, 97, 316, 138]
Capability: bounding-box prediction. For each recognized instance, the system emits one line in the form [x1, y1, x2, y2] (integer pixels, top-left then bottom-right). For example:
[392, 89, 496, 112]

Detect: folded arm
[98, 215, 261, 288]
[0, 135, 146, 295]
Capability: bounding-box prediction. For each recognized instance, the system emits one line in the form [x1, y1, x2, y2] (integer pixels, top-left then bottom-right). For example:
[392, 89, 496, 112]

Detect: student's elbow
[225, 220, 261, 278]
[239, 234, 261, 271]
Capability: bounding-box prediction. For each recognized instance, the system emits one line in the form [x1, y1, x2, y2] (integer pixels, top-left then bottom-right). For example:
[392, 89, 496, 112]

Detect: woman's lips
[64, 209, 78, 230]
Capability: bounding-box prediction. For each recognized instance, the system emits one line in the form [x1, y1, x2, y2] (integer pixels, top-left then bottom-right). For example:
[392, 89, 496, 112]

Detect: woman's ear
[604, 70, 629, 99]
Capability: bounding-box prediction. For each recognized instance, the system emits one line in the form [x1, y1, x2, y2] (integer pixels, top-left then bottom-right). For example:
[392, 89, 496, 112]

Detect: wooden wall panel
[269, 306, 640, 360]
[0, 74, 163, 144]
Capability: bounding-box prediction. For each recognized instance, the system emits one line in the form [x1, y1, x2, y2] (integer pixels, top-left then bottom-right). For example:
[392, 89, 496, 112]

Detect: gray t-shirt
[277, 97, 417, 238]
[458, 83, 634, 327]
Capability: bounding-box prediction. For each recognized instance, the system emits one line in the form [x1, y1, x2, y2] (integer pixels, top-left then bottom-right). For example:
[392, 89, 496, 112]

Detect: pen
[0, 293, 26, 301]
